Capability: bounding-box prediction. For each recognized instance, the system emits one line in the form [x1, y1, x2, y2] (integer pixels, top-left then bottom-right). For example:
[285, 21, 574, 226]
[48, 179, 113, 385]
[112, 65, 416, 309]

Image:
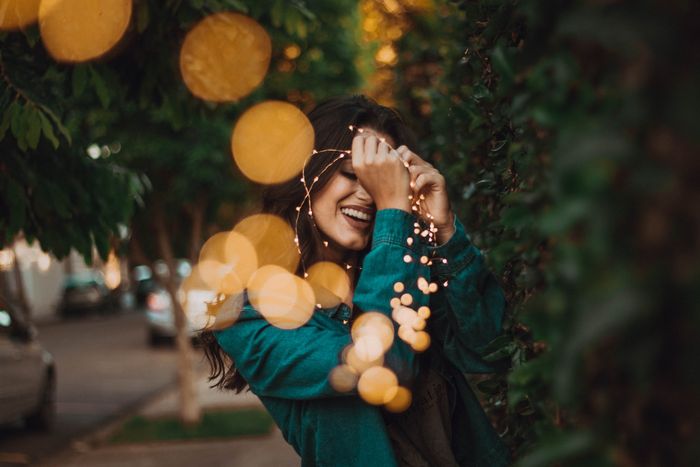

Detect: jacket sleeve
[214, 209, 430, 399]
[215, 306, 352, 399]
[427, 216, 506, 373]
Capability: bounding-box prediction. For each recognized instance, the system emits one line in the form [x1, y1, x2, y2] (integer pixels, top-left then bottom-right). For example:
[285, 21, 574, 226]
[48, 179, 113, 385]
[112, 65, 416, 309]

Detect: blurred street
[0, 311, 178, 465]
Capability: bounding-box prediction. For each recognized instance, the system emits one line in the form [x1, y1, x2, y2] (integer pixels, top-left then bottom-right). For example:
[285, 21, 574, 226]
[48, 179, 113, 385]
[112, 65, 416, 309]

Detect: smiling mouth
[340, 207, 373, 222]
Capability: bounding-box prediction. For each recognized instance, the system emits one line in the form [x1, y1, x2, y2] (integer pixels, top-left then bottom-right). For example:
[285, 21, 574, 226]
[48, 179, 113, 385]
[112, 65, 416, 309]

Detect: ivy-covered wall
[395, 0, 699, 465]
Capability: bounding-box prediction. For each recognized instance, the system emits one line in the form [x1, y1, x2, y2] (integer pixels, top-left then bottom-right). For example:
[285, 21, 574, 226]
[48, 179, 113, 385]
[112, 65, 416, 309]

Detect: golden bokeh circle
[0, 0, 40, 30]
[391, 305, 416, 326]
[198, 230, 258, 295]
[357, 366, 398, 406]
[234, 214, 300, 273]
[247, 264, 314, 329]
[329, 364, 358, 393]
[343, 344, 384, 374]
[306, 261, 351, 308]
[231, 101, 315, 184]
[351, 312, 394, 354]
[39, 0, 132, 63]
[384, 386, 412, 413]
[417, 306, 431, 319]
[204, 293, 246, 331]
[412, 331, 431, 352]
[180, 12, 271, 102]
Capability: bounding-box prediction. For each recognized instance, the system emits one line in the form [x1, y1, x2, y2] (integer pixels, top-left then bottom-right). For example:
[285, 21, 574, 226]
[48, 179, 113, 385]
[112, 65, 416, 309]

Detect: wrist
[375, 197, 411, 213]
[434, 212, 456, 245]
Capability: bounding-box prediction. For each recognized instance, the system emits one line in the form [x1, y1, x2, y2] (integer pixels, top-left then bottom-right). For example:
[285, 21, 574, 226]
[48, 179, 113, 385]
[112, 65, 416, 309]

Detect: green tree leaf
[37, 110, 60, 149]
[72, 65, 89, 97]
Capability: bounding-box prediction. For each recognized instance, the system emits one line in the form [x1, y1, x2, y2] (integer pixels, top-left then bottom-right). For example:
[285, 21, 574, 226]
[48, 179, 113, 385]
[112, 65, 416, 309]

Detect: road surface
[0, 311, 181, 465]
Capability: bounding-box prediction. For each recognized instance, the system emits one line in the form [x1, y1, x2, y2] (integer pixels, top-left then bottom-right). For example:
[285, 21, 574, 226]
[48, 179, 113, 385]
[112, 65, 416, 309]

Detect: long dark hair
[202, 95, 417, 392]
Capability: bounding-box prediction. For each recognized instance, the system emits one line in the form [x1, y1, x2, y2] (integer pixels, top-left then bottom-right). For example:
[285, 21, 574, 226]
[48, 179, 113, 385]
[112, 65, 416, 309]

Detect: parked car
[0, 298, 56, 430]
[145, 287, 215, 346]
[57, 271, 114, 318]
[132, 264, 158, 308]
[142, 259, 214, 346]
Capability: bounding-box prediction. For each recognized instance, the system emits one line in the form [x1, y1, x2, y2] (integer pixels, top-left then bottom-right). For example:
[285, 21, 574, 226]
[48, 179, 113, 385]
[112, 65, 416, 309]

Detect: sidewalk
[45, 370, 300, 467]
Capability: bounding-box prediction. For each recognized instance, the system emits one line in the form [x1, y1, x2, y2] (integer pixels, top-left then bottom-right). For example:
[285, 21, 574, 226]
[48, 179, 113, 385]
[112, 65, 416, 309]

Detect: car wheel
[25, 371, 56, 431]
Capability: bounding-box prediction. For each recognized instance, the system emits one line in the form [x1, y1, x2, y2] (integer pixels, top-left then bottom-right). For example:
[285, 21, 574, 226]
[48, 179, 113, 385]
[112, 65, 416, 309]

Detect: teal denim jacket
[215, 209, 510, 466]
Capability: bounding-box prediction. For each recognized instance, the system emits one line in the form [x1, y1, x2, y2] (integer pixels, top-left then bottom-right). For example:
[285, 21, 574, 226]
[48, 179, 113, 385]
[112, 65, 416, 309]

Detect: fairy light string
[293, 125, 449, 279]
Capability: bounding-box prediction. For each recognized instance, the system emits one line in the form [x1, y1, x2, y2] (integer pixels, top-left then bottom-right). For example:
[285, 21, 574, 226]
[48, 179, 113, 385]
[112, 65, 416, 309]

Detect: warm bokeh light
[247, 265, 314, 329]
[353, 334, 385, 362]
[384, 386, 412, 412]
[204, 293, 245, 330]
[39, 0, 132, 63]
[233, 214, 300, 273]
[180, 12, 271, 102]
[357, 366, 398, 405]
[351, 312, 395, 355]
[0, 249, 15, 270]
[231, 101, 315, 185]
[198, 230, 258, 295]
[306, 261, 350, 308]
[375, 44, 398, 66]
[0, 0, 40, 30]
[417, 305, 430, 319]
[391, 305, 417, 327]
[283, 44, 301, 60]
[411, 331, 431, 352]
[104, 251, 121, 289]
[343, 344, 384, 374]
[36, 252, 51, 272]
[328, 364, 359, 393]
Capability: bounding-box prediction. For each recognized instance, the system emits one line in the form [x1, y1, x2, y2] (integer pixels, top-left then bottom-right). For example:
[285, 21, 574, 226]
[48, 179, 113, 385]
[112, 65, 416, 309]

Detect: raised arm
[395, 145, 506, 373]
[427, 216, 506, 373]
[215, 209, 430, 399]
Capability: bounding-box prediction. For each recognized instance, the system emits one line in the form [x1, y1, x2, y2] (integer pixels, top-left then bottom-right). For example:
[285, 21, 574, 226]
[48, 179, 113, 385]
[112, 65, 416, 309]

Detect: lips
[339, 205, 375, 230]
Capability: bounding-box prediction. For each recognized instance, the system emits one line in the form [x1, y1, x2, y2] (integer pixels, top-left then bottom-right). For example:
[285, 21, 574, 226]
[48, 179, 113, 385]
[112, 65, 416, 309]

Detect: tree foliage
[0, 30, 145, 262]
[395, 0, 699, 465]
[1, 0, 367, 263]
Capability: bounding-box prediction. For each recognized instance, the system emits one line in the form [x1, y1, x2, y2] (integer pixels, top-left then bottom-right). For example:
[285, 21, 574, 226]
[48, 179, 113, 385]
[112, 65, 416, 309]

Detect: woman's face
[311, 128, 395, 258]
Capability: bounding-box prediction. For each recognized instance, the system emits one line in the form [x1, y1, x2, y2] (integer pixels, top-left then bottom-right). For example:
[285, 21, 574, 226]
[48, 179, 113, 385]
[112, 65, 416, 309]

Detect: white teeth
[341, 208, 372, 221]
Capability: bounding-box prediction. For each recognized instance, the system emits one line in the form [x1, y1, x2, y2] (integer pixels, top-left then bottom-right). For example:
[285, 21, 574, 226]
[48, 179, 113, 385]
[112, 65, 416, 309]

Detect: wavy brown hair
[201, 95, 417, 392]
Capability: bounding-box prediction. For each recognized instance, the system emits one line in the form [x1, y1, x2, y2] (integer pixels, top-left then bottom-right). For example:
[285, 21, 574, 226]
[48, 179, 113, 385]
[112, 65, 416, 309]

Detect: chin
[338, 233, 370, 251]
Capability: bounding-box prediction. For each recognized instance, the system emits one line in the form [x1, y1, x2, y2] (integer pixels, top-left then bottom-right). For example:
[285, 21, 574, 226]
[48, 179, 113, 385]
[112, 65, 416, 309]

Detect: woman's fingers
[351, 135, 364, 169]
[363, 134, 377, 164]
[414, 170, 444, 194]
[408, 165, 440, 189]
[377, 138, 391, 162]
[351, 133, 411, 211]
[397, 145, 432, 168]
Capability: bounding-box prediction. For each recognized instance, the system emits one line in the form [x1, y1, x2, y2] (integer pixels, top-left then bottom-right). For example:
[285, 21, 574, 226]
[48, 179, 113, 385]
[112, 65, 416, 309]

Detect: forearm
[428, 217, 506, 365]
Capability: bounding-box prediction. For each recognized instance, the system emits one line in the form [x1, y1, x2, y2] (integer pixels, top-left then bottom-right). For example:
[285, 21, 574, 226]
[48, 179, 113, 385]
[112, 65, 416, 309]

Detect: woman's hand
[396, 146, 455, 244]
[351, 133, 411, 213]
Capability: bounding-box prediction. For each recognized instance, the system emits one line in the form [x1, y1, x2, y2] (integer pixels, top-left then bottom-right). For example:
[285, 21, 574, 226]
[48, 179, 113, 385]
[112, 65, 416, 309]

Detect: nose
[355, 182, 373, 204]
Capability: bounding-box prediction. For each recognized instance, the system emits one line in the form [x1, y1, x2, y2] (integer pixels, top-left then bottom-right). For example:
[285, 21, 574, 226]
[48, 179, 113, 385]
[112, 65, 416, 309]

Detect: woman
[202, 95, 509, 466]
